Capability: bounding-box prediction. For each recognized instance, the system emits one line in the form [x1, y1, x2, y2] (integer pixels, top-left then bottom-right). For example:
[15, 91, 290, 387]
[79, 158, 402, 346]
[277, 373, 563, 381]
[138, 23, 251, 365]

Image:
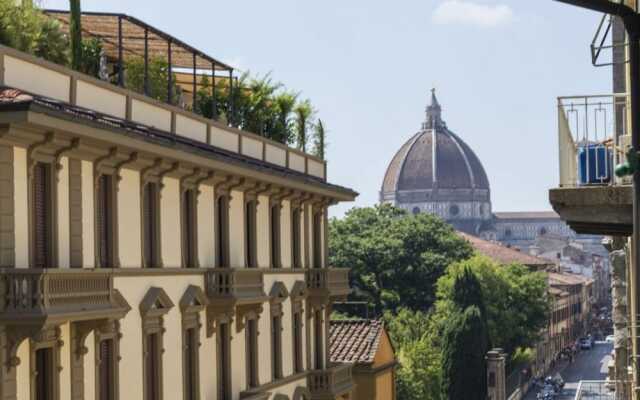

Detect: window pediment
[140, 287, 174, 318]
[269, 281, 289, 305]
[180, 285, 208, 314]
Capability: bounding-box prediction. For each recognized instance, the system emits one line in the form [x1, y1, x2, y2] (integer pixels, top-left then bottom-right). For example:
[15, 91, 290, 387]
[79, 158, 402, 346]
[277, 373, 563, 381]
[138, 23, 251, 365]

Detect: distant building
[380, 90, 608, 283]
[330, 320, 397, 400]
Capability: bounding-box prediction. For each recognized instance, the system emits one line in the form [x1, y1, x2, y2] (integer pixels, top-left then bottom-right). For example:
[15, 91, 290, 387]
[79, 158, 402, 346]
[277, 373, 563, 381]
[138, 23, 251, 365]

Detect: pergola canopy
[44, 10, 234, 72]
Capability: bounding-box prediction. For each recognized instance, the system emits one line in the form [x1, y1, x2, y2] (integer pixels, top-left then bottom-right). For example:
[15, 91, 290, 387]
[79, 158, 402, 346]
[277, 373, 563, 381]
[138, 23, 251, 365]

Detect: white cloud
[432, 1, 514, 28]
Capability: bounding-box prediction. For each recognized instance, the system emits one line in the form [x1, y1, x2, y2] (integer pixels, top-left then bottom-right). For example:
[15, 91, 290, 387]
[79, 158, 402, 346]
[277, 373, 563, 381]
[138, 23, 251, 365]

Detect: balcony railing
[308, 364, 353, 397]
[0, 44, 327, 181]
[306, 268, 351, 299]
[557, 94, 629, 188]
[0, 269, 127, 323]
[205, 268, 267, 303]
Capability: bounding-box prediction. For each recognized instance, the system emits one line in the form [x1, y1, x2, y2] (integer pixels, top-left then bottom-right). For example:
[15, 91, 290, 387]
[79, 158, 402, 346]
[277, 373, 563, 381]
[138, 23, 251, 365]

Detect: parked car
[580, 338, 593, 350]
[606, 335, 615, 343]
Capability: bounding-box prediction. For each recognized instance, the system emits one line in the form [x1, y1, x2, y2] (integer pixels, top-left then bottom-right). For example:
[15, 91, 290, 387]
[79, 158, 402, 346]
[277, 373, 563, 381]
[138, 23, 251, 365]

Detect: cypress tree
[69, 0, 82, 71]
[441, 306, 489, 400]
[453, 267, 487, 319]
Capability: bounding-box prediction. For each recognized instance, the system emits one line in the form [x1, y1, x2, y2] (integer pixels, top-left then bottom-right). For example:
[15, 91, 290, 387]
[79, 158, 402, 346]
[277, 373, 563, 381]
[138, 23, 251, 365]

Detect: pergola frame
[44, 10, 235, 123]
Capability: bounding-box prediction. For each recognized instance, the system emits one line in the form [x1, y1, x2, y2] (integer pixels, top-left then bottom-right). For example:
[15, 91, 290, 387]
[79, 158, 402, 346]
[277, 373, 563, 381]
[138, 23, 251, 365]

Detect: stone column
[486, 348, 507, 400]
[604, 236, 630, 400]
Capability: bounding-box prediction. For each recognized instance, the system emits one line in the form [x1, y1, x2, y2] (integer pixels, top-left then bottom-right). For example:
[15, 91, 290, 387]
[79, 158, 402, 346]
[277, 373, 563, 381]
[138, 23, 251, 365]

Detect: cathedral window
[449, 204, 460, 216]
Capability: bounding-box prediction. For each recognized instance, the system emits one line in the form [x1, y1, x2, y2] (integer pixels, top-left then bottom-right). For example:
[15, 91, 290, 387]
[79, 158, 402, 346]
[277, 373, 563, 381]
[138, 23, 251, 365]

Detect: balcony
[205, 268, 268, 306]
[305, 268, 351, 302]
[549, 94, 632, 235]
[308, 364, 354, 399]
[0, 269, 130, 326]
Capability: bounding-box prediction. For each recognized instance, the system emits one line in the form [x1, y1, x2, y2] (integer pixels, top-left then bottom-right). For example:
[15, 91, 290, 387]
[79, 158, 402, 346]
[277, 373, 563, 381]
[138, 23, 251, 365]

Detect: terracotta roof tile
[458, 232, 553, 268]
[330, 320, 383, 364]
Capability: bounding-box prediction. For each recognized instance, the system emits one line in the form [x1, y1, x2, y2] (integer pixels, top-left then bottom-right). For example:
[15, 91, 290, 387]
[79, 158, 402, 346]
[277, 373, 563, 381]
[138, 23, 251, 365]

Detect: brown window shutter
[33, 163, 51, 268]
[35, 347, 52, 400]
[99, 339, 114, 400]
[97, 175, 113, 268]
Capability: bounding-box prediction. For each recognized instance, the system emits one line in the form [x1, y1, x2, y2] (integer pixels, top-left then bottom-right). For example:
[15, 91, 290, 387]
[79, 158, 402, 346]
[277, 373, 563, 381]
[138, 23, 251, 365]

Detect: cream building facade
[0, 15, 356, 400]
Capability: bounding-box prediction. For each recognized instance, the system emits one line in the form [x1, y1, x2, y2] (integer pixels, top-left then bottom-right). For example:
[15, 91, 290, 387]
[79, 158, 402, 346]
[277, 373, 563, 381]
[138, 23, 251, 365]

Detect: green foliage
[294, 99, 314, 152]
[313, 119, 326, 160]
[436, 256, 549, 356]
[0, 1, 69, 65]
[125, 56, 181, 103]
[384, 308, 442, 400]
[441, 306, 488, 400]
[69, 0, 81, 70]
[78, 37, 102, 77]
[195, 73, 320, 149]
[329, 204, 473, 313]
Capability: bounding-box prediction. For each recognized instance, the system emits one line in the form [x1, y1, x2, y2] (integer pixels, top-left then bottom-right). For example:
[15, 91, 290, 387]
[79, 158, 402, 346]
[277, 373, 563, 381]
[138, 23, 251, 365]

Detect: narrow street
[525, 342, 613, 400]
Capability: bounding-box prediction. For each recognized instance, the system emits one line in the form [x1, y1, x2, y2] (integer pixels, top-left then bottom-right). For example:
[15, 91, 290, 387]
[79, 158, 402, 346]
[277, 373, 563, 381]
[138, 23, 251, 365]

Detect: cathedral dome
[379, 90, 492, 234]
[381, 90, 490, 194]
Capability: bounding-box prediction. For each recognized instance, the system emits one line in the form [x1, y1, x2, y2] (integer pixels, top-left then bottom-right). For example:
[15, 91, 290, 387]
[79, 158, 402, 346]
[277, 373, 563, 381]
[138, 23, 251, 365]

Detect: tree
[452, 266, 487, 320]
[125, 56, 181, 103]
[329, 204, 473, 313]
[313, 119, 327, 160]
[384, 308, 442, 400]
[441, 306, 488, 400]
[294, 99, 313, 152]
[273, 91, 297, 144]
[69, 0, 82, 71]
[436, 256, 549, 356]
[0, 1, 69, 65]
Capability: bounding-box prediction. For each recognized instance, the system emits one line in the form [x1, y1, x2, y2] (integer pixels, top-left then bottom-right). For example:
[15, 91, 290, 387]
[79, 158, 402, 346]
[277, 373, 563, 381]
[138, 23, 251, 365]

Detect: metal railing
[574, 380, 617, 399]
[557, 94, 629, 188]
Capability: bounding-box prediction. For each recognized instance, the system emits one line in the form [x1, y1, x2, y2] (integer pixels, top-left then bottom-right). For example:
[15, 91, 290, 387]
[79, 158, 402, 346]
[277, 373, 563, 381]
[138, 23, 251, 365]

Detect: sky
[42, 0, 613, 217]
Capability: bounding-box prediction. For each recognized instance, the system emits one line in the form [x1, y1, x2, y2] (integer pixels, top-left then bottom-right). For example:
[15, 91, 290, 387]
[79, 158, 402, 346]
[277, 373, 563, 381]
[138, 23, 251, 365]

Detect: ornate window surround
[180, 285, 208, 400]
[140, 287, 174, 400]
[269, 282, 289, 380]
[29, 326, 62, 400]
[290, 281, 308, 374]
[94, 320, 122, 400]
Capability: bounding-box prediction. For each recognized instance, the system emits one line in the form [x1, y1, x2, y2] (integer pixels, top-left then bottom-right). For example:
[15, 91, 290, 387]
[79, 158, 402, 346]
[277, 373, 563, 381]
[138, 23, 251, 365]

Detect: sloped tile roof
[458, 232, 553, 269]
[330, 320, 383, 364]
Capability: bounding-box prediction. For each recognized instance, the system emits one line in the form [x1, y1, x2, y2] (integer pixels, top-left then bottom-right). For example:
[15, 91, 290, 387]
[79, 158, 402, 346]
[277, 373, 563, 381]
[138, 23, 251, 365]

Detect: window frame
[290, 281, 307, 374]
[180, 187, 199, 268]
[141, 180, 162, 269]
[94, 321, 122, 400]
[140, 287, 174, 400]
[244, 196, 258, 268]
[245, 317, 260, 388]
[29, 160, 57, 269]
[94, 172, 119, 268]
[291, 205, 302, 269]
[29, 327, 61, 400]
[215, 193, 230, 268]
[269, 282, 288, 380]
[180, 285, 207, 400]
[269, 200, 282, 269]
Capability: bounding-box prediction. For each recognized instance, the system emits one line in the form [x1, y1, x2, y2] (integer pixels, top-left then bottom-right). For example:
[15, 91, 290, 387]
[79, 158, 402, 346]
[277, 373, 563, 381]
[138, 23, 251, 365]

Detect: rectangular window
[245, 200, 257, 268]
[142, 182, 160, 268]
[32, 162, 52, 268]
[182, 189, 197, 268]
[312, 212, 322, 268]
[270, 204, 281, 268]
[292, 208, 301, 268]
[314, 310, 323, 370]
[216, 196, 229, 268]
[145, 333, 161, 400]
[184, 328, 198, 400]
[293, 312, 303, 373]
[97, 174, 114, 268]
[98, 339, 115, 400]
[218, 322, 231, 400]
[246, 319, 259, 388]
[271, 315, 283, 380]
[35, 347, 53, 400]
